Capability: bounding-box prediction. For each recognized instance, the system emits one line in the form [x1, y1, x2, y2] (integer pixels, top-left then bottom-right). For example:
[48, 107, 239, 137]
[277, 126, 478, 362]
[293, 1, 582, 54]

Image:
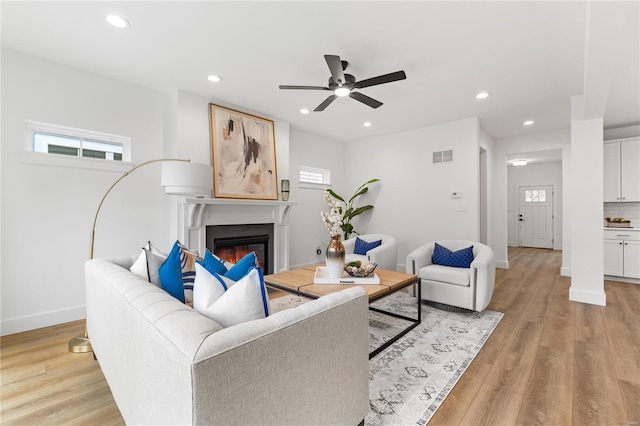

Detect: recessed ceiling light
[363, 122, 372, 127]
[106, 14, 130, 28]
[512, 160, 528, 166]
[523, 120, 534, 126]
[300, 108, 310, 114]
[207, 75, 222, 83]
[476, 91, 490, 99]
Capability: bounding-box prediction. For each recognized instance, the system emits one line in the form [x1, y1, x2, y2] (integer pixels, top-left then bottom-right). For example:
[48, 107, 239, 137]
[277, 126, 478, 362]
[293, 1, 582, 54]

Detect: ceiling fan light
[476, 91, 490, 99]
[207, 75, 222, 82]
[363, 122, 372, 127]
[334, 87, 350, 97]
[523, 120, 534, 126]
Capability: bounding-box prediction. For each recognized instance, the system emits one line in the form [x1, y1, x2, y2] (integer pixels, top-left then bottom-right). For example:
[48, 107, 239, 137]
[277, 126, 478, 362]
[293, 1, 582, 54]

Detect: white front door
[518, 185, 553, 249]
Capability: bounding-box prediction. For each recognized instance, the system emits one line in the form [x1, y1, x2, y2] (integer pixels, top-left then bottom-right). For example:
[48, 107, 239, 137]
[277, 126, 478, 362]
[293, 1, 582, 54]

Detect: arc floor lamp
[69, 158, 213, 353]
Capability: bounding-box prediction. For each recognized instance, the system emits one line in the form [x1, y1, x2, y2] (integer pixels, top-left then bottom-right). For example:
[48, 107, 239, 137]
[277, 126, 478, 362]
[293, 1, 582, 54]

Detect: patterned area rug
[270, 291, 503, 425]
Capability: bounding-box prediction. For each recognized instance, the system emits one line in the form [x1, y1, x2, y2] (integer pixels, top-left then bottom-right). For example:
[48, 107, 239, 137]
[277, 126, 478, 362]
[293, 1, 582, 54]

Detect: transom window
[26, 121, 130, 162]
[525, 189, 546, 203]
[299, 166, 331, 186]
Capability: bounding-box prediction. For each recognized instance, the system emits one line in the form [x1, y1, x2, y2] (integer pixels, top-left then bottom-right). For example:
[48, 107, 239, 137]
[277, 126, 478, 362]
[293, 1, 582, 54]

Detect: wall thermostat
[451, 191, 462, 198]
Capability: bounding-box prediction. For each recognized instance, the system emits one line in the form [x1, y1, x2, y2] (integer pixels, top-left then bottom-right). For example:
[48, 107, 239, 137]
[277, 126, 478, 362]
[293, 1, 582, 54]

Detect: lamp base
[69, 334, 93, 353]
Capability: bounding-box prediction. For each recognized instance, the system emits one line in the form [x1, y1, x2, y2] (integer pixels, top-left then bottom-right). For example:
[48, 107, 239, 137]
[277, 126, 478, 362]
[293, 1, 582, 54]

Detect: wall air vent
[433, 149, 454, 164]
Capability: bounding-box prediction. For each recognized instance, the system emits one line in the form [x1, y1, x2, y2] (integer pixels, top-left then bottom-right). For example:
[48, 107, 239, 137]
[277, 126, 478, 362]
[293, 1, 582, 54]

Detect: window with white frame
[524, 189, 546, 203]
[299, 166, 331, 187]
[25, 121, 130, 162]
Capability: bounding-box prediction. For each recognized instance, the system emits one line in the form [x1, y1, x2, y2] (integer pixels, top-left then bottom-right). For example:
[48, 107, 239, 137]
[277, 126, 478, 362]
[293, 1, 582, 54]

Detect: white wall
[1, 49, 171, 335]
[507, 161, 563, 249]
[166, 89, 291, 244]
[492, 128, 571, 269]
[570, 109, 606, 306]
[344, 117, 481, 271]
[288, 128, 346, 268]
[479, 128, 495, 246]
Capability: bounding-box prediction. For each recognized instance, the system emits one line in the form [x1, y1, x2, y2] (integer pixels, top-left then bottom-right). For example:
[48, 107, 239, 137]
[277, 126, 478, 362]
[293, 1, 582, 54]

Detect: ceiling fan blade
[279, 85, 330, 91]
[314, 94, 338, 111]
[324, 55, 346, 85]
[349, 92, 383, 109]
[354, 70, 407, 89]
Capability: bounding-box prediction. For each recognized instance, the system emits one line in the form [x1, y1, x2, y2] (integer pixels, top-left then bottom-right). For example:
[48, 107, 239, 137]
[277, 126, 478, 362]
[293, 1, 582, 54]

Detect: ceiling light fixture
[106, 14, 130, 28]
[207, 75, 222, 83]
[334, 87, 350, 97]
[523, 120, 534, 126]
[476, 91, 490, 99]
[363, 122, 372, 127]
[512, 160, 528, 166]
[300, 108, 310, 114]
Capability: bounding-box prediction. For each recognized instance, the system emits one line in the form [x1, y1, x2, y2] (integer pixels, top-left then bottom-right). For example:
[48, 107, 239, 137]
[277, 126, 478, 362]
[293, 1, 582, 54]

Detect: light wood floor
[1, 247, 639, 425]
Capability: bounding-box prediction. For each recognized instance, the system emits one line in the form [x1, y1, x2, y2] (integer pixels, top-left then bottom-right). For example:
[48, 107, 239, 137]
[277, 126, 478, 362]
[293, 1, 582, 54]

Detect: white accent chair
[344, 233, 398, 271]
[406, 240, 495, 311]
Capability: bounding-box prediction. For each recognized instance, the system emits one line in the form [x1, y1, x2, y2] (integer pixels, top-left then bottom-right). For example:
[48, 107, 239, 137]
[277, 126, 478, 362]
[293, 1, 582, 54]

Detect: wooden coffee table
[264, 265, 421, 359]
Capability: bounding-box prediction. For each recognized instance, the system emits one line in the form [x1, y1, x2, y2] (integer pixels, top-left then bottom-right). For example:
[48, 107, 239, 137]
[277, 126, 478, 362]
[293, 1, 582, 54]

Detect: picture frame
[209, 103, 278, 200]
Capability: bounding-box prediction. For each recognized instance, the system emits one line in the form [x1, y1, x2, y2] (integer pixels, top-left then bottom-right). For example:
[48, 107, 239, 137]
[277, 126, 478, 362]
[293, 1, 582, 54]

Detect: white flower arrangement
[320, 189, 345, 237]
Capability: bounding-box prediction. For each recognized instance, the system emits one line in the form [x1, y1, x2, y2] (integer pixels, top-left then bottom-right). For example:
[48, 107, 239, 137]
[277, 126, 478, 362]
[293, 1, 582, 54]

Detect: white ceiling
[2, 1, 639, 143]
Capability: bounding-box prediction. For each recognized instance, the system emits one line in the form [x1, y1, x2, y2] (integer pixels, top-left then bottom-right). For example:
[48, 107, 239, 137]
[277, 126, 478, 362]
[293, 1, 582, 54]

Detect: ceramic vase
[325, 234, 345, 279]
[281, 179, 290, 201]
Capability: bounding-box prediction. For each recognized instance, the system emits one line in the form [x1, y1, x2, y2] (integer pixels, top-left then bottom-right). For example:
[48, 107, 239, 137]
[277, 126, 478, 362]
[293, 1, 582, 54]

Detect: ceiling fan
[279, 54, 407, 112]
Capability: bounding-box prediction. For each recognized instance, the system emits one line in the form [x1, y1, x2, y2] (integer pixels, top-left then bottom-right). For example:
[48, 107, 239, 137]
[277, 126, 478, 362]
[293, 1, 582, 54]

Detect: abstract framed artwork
[209, 103, 278, 200]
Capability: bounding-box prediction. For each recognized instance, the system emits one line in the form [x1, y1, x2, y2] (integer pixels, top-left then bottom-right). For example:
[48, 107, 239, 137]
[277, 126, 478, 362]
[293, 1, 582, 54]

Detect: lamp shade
[161, 162, 213, 197]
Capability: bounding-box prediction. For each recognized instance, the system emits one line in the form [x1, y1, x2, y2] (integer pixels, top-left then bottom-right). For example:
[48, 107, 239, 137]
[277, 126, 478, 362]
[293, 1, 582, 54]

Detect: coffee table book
[313, 266, 380, 285]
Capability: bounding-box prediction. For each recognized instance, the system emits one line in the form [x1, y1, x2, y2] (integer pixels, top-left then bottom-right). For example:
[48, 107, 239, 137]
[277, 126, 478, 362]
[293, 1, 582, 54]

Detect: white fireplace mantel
[176, 198, 297, 272]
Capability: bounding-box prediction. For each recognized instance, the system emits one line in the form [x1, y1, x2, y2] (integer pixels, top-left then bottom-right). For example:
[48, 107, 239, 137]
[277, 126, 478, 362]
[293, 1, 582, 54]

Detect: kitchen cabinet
[604, 229, 640, 279]
[604, 138, 640, 202]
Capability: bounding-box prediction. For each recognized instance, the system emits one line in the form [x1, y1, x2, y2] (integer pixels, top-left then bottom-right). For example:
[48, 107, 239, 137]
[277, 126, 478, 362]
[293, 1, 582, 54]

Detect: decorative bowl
[344, 261, 378, 277]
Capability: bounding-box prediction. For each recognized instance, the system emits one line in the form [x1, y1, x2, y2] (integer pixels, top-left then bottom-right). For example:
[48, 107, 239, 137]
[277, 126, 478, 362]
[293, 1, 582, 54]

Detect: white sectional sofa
[85, 256, 370, 425]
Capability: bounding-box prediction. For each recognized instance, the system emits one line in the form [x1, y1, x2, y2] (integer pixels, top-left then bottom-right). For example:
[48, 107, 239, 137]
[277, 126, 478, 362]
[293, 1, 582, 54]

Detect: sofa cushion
[419, 264, 471, 287]
[354, 237, 382, 255]
[130, 248, 167, 286]
[223, 252, 258, 281]
[199, 249, 229, 275]
[432, 242, 474, 268]
[130, 242, 167, 286]
[193, 263, 270, 328]
[159, 241, 200, 303]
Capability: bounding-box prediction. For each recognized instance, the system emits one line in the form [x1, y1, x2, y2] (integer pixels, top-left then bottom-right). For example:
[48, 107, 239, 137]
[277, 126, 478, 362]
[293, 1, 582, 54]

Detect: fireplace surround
[176, 198, 295, 273]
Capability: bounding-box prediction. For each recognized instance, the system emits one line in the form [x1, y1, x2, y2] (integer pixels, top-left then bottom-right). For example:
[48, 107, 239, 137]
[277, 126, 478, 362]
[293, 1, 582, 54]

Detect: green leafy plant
[326, 178, 380, 240]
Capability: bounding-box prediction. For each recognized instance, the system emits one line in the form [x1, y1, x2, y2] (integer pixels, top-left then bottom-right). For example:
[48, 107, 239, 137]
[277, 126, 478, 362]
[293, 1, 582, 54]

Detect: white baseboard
[569, 287, 606, 306]
[604, 275, 640, 285]
[561, 267, 572, 277]
[1, 306, 86, 336]
[507, 241, 518, 247]
[496, 260, 509, 269]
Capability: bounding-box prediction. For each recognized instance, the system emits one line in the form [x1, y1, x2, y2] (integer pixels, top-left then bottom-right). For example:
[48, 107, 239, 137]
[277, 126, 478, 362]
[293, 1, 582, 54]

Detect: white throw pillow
[193, 263, 270, 328]
[130, 243, 167, 286]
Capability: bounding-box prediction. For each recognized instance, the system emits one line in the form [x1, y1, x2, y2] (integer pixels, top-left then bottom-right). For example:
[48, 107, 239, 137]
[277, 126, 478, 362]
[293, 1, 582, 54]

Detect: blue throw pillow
[431, 242, 474, 268]
[354, 237, 382, 255]
[198, 249, 228, 275]
[158, 242, 186, 303]
[223, 252, 258, 281]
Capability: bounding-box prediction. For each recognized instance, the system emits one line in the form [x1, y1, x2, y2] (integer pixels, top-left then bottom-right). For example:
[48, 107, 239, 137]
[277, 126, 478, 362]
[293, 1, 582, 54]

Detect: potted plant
[325, 179, 380, 240]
